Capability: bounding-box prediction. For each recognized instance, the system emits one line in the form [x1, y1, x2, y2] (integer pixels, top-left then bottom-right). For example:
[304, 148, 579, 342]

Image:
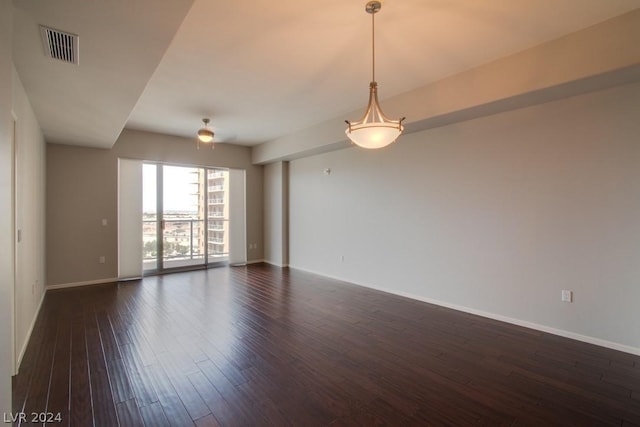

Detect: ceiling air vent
[40, 26, 79, 65]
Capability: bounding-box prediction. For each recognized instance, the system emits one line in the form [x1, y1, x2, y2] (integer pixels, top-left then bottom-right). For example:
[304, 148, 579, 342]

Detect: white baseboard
[245, 259, 265, 265]
[118, 276, 142, 282]
[16, 290, 46, 372]
[289, 265, 640, 356]
[263, 260, 289, 268]
[47, 277, 119, 290]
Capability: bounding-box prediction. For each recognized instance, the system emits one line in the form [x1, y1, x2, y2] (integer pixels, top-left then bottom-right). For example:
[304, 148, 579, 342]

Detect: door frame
[11, 112, 18, 375]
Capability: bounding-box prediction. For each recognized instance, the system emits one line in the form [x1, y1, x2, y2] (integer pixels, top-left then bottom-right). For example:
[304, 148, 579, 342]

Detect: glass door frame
[143, 162, 229, 275]
[157, 164, 210, 272]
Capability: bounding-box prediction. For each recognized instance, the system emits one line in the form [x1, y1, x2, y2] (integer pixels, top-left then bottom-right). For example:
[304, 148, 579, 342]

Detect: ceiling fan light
[197, 128, 214, 143]
[196, 118, 215, 149]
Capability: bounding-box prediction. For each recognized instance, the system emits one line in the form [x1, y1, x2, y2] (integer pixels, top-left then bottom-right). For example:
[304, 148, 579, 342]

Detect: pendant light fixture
[346, 1, 404, 149]
[197, 118, 215, 149]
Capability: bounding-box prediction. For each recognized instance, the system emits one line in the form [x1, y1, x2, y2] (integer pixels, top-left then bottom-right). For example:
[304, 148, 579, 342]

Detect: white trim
[263, 260, 289, 268]
[245, 259, 265, 265]
[118, 276, 142, 282]
[15, 290, 45, 372]
[289, 265, 640, 356]
[47, 277, 119, 290]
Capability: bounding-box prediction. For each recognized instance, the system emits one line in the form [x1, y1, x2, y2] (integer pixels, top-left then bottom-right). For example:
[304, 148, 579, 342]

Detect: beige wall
[47, 129, 263, 287]
[289, 82, 640, 353]
[0, 0, 14, 414]
[47, 144, 118, 285]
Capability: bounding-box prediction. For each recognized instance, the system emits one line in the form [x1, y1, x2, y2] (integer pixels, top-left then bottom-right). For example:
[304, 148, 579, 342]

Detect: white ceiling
[12, 0, 640, 149]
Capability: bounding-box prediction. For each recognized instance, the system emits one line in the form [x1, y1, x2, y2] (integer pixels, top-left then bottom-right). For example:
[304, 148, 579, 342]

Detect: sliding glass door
[143, 163, 230, 274]
[161, 165, 205, 269]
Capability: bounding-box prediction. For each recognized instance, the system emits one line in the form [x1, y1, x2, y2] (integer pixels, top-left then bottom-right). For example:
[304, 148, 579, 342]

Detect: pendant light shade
[346, 1, 404, 149]
[346, 82, 404, 149]
[197, 118, 215, 149]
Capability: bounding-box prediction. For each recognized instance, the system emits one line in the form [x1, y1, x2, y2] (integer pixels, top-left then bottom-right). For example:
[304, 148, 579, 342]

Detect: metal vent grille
[40, 26, 79, 64]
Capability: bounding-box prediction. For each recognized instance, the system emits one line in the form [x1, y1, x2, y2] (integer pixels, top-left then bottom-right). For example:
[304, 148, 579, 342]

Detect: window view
[143, 164, 229, 273]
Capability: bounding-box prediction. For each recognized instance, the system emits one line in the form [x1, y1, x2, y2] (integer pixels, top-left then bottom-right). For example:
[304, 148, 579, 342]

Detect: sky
[143, 164, 199, 213]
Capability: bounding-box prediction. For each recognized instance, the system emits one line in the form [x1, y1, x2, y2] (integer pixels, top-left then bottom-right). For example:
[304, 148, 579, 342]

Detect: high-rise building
[207, 169, 230, 261]
[195, 168, 230, 265]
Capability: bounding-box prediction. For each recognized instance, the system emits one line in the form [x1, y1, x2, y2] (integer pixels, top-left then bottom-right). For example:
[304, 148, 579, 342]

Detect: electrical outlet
[99, 256, 106, 264]
[561, 290, 572, 303]
[102, 218, 108, 226]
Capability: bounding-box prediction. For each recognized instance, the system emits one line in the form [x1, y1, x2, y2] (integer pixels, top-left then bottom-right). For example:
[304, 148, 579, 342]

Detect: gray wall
[0, 0, 13, 414]
[289, 82, 640, 352]
[47, 129, 263, 287]
[263, 161, 289, 266]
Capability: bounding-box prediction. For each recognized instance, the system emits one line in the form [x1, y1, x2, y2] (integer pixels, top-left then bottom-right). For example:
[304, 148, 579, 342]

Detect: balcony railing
[143, 218, 228, 268]
[142, 219, 203, 261]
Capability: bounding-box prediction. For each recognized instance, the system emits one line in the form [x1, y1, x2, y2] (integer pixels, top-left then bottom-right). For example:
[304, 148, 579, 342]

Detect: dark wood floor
[12, 264, 640, 426]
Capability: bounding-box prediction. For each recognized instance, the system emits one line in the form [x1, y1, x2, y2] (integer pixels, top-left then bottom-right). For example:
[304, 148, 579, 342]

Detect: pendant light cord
[371, 10, 376, 82]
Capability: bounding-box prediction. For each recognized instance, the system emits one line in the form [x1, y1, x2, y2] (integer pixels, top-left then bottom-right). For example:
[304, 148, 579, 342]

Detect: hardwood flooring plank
[69, 311, 93, 427]
[84, 306, 119, 426]
[46, 314, 72, 426]
[194, 414, 222, 427]
[187, 370, 243, 427]
[119, 344, 159, 407]
[138, 401, 170, 427]
[156, 350, 211, 421]
[116, 398, 144, 427]
[144, 363, 197, 426]
[196, 359, 263, 426]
